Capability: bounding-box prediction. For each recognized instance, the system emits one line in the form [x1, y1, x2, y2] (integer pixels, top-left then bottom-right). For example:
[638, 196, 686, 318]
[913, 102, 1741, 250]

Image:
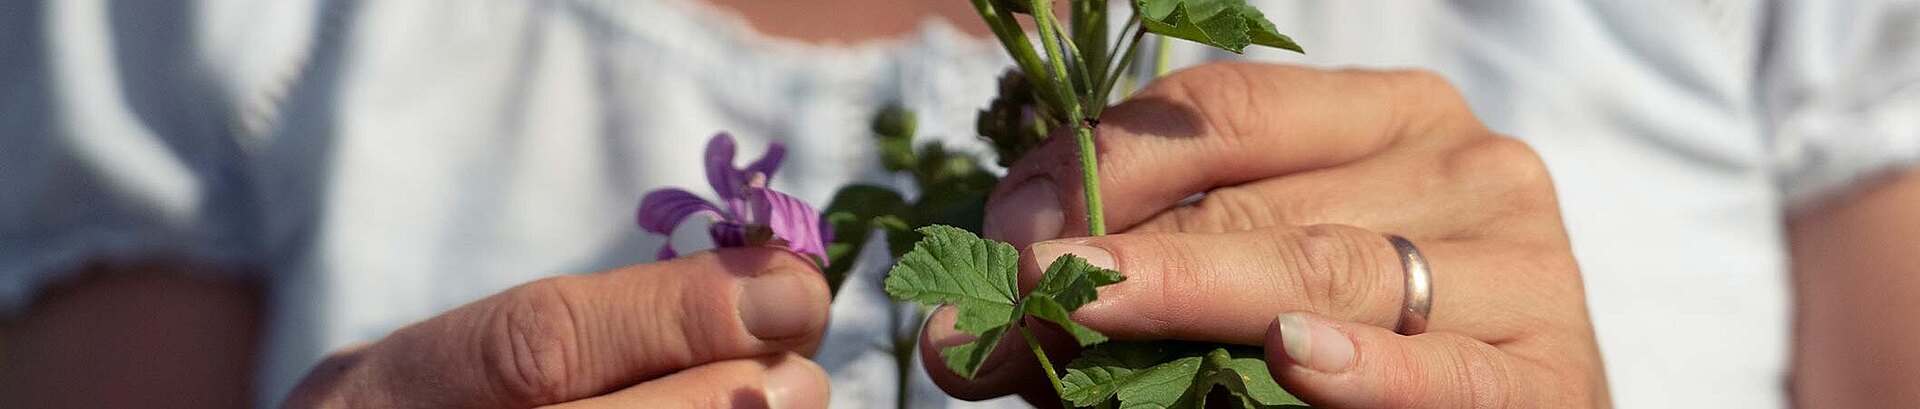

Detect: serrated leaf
[1135, 0, 1304, 54]
[1195, 346, 1307, 408]
[1061, 341, 1206, 408]
[1064, 341, 1310, 408]
[883, 225, 1128, 381]
[1024, 253, 1127, 346]
[1032, 253, 1127, 311]
[937, 323, 1012, 379]
[883, 226, 1022, 378]
[1023, 296, 1108, 346]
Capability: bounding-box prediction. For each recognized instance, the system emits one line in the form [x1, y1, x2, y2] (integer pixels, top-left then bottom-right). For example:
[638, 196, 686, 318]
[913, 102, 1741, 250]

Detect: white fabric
[2, 0, 1917, 408]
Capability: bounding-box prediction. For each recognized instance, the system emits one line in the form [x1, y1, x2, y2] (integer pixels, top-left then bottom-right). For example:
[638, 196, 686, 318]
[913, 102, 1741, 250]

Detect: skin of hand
[919, 63, 1613, 408]
[1789, 169, 1920, 407]
[280, 247, 833, 409]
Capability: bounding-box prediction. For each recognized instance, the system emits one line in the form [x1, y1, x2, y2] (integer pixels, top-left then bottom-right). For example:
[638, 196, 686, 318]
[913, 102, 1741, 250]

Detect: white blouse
[2, 0, 1916, 408]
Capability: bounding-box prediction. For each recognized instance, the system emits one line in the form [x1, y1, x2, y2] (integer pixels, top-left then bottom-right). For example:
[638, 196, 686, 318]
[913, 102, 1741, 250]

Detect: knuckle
[1170, 188, 1279, 233]
[1446, 136, 1556, 207]
[1284, 225, 1395, 319]
[1385, 69, 1463, 99]
[483, 277, 587, 404]
[1444, 338, 1523, 409]
[1152, 63, 1265, 141]
[1375, 68, 1478, 134]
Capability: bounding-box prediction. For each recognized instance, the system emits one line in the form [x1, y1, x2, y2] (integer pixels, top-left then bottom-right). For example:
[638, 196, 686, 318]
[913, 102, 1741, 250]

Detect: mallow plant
[639, 0, 1306, 407]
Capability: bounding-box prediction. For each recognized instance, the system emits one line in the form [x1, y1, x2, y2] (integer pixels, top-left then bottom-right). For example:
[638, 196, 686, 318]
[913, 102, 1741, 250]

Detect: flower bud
[976, 69, 1049, 168]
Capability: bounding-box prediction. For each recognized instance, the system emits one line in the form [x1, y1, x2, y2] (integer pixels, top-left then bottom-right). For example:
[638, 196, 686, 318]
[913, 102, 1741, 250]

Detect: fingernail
[922, 305, 1012, 375]
[923, 305, 971, 349]
[1276, 312, 1355, 373]
[984, 178, 1064, 249]
[762, 358, 827, 409]
[1031, 241, 1117, 271]
[739, 270, 828, 340]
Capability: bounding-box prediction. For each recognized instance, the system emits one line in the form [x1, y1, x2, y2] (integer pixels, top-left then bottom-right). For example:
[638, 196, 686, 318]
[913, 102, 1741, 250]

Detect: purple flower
[638, 133, 832, 266]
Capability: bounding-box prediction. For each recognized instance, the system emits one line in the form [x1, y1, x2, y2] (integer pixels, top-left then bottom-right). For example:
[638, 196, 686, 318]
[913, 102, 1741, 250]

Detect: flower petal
[744, 141, 787, 182]
[656, 242, 681, 261]
[704, 132, 742, 201]
[742, 187, 832, 266]
[636, 188, 722, 235]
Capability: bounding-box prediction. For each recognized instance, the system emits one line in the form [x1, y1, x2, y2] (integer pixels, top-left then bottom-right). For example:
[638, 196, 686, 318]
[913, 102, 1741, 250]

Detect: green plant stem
[1098, 14, 1140, 82]
[1091, 24, 1146, 118]
[1019, 326, 1073, 408]
[1071, 0, 1109, 93]
[968, 0, 1068, 120]
[1028, 0, 1107, 236]
[1029, 0, 1081, 103]
[1073, 123, 1106, 235]
[1154, 36, 1174, 77]
[892, 306, 926, 409]
[1048, 18, 1093, 99]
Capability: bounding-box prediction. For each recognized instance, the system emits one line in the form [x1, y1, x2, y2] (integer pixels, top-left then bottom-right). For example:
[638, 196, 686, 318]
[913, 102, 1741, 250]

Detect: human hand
[281, 248, 832, 408]
[924, 63, 1610, 408]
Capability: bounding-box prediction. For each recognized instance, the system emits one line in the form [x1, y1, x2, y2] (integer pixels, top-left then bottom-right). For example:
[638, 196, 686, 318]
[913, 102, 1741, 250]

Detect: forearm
[1789, 169, 1920, 408]
[0, 262, 262, 409]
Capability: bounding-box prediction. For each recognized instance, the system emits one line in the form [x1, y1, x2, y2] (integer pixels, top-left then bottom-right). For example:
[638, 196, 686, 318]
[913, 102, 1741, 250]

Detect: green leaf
[883, 226, 1129, 380]
[1195, 346, 1307, 408]
[884, 218, 924, 260]
[1134, 0, 1304, 54]
[1023, 296, 1108, 346]
[1061, 341, 1206, 408]
[821, 185, 911, 293]
[871, 104, 919, 140]
[937, 324, 1012, 380]
[883, 226, 1023, 378]
[1031, 253, 1126, 311]
[878, 135, 919, 173]
[1023, 253, 1127, 346]
[872, 105, 920, 172]
[1063, 341, 1310, 408]
[905, 143, 996, 242]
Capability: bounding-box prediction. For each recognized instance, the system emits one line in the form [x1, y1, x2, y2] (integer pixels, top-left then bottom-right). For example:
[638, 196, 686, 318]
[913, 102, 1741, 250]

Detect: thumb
[1265, 312, 1542, 409]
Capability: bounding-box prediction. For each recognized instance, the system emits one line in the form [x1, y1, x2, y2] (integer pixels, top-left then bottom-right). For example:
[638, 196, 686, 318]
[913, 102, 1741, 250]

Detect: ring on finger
[1387, 235, 1433, 335]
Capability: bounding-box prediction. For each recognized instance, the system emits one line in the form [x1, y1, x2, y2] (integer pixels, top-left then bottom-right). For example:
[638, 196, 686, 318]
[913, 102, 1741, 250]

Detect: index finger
[983, 63, 1483, 248]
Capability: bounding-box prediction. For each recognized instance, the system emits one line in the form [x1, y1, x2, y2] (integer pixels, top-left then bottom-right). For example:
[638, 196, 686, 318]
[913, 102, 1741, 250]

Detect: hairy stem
[1029, 0, 1107, 236]
[969, 0, 1069, 120]
[1091, 23, 1146, 118]
[1019, 325, 1072, 408]
[1072, 0, 1109, 84]
[1073, 122, 1106, 235]
[1098, 13, 1140, 86]
[1049, 17, 1093, 99]
[1030, 0, 1081, 103]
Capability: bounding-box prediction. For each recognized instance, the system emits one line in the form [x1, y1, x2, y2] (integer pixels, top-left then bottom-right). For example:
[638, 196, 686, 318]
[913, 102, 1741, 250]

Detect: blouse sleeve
[1765, 0, 1920, 207]
[0, 0, 265, 315]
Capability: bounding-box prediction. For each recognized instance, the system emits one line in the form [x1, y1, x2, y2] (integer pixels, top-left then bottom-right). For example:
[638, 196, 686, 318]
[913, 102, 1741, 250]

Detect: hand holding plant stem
[882, 0, 1305, 407]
